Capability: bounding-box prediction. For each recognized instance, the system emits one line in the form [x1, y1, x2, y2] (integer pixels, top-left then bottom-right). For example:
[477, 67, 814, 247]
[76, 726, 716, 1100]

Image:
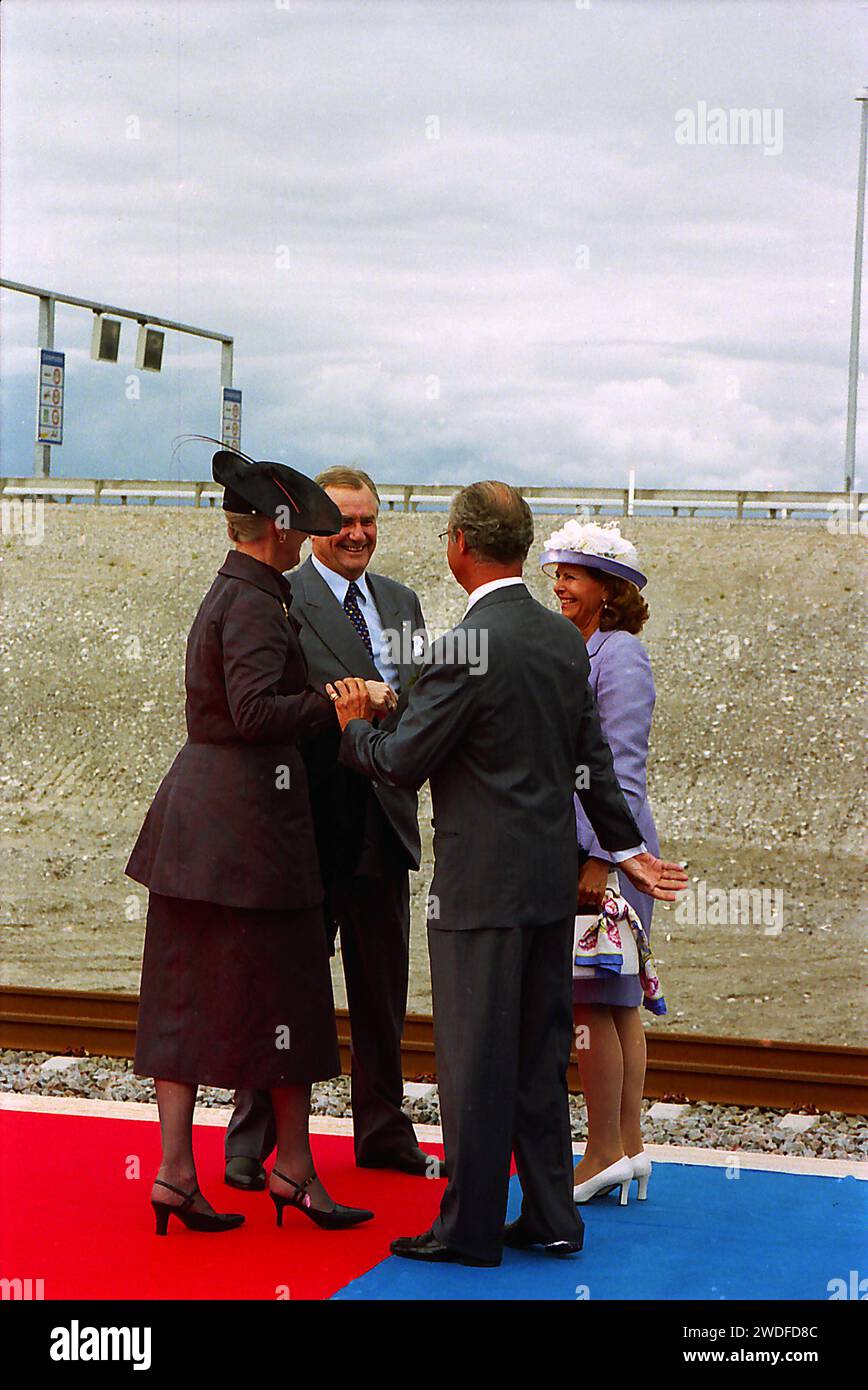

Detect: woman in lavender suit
[541, 520, 658, 1205]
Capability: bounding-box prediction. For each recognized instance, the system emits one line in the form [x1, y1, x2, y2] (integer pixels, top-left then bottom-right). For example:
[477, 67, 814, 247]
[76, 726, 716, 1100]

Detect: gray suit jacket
[339, 583, 643, 931]
[290, 556, 425, 873]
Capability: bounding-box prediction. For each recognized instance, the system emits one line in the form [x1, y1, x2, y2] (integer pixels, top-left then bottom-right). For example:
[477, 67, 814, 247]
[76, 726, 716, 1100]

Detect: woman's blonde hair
[224, 510, 272, 544]
[599, 575, 650, 634]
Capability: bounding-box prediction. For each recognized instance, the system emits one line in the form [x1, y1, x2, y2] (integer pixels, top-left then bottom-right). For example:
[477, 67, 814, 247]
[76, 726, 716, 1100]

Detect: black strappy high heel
[269, 1168, 374, 1231]
[151, 1179, 245, 1236]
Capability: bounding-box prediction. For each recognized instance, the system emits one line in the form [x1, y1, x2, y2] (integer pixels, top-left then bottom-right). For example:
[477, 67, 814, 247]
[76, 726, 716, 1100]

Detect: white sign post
[37, 349, 65, 445]
[220, 387, 242, 451]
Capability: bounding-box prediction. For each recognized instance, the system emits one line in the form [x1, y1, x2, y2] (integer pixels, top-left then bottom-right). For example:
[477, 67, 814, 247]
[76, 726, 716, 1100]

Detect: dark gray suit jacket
[290, 556, 426, 873]
[339, 582, 643, 931]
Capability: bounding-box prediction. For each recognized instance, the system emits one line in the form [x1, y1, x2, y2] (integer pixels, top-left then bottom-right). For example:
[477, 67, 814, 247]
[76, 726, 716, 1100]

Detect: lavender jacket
[575, 626, 660, 936]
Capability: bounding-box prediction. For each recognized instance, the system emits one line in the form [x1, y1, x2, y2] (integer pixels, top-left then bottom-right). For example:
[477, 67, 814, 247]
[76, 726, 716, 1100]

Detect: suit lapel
[291, 558, 381, 681]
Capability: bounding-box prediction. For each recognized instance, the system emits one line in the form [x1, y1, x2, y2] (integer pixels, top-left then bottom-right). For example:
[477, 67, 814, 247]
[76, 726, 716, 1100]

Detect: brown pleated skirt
[134, 893, 341, 1089]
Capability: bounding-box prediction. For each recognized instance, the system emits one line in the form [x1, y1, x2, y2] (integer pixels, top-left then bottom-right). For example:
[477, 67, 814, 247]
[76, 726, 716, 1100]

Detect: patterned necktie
[343, 580, 374, 659]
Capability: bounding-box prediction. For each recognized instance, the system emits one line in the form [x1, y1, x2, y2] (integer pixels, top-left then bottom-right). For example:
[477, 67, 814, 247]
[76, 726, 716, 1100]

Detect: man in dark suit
[331, 482, 688, 1266]
[225, 467, 441, 1186]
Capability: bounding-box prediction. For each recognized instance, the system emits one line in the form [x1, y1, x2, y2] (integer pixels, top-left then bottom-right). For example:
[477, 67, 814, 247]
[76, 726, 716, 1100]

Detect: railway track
[1, 985, 866, 1114]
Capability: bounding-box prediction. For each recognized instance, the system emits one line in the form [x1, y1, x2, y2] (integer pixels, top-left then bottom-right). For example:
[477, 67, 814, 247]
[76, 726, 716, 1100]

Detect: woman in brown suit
[127, 450, 385, 1235]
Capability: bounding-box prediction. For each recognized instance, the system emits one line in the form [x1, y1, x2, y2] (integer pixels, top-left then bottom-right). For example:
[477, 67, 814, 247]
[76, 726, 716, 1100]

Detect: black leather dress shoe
[224, 1156, 267, 1191]
[390, 1229, 500, 1267]
[359, 1147, 449, 1179]
[503, 1217, 583, 1255]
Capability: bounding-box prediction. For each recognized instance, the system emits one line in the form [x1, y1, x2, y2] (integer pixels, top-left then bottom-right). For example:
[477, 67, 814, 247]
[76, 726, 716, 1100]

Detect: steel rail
[1, 987, 865, 1114]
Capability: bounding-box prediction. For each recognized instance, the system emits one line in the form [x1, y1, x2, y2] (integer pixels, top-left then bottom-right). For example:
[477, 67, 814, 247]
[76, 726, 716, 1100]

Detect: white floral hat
[540, 518, 647, 589]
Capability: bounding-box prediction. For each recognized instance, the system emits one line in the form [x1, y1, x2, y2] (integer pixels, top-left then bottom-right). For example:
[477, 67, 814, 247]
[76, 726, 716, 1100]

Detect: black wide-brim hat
[212, 450, 341, 536]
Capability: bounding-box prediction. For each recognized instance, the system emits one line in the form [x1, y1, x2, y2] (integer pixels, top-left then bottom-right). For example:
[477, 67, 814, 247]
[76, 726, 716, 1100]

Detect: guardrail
[0, 476, 865, 520]
[1, 986, 866, 1112]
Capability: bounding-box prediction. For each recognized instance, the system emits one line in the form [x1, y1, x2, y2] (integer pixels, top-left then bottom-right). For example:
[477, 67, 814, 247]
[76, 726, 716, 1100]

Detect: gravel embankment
[1, 510, 866, 1043]
[3, 1051, 865, 1162]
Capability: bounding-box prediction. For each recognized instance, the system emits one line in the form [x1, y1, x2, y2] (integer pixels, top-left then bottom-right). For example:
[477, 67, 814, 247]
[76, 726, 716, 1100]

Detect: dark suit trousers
[428, 916, 583, 1263]
[225, 868, 416, 1166]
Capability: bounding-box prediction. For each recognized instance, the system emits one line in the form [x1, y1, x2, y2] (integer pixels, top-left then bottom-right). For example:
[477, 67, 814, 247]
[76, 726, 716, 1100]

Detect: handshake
[325, 678, 397, 730]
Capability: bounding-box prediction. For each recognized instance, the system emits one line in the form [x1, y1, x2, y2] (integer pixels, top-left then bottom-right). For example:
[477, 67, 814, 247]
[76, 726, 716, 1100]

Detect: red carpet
[0, 1109, 446, 1300]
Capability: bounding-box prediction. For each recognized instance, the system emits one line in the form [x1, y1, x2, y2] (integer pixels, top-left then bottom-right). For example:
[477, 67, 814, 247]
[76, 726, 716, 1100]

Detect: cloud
[1, 0, 865, 490]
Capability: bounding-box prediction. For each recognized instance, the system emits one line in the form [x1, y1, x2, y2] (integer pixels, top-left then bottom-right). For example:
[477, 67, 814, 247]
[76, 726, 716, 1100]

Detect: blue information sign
[220, 387, 242, 451]
[37, 348, 65, 445]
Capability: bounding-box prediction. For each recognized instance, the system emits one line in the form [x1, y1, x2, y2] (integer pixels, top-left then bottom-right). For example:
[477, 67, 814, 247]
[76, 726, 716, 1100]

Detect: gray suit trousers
[429, 916, 583, 1262]
[225, 863, 417, 1167]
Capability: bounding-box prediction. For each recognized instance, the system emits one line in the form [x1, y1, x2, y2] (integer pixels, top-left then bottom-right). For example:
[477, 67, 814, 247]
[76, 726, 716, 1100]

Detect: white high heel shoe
[628, 1152, 652, 1200]
[572, 1155, 633, 1206]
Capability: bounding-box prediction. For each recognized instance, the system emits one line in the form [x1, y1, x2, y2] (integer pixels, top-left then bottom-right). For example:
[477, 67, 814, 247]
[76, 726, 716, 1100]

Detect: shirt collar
[219, 549, 289, 602]
[462, 575, 525, 617]
[310, 552, 371, 605]
[585, 626, 609, 656]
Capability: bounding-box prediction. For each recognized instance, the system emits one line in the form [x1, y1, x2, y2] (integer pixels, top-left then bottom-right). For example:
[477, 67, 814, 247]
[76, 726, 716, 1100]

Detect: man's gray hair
[447, 481, 534, 564]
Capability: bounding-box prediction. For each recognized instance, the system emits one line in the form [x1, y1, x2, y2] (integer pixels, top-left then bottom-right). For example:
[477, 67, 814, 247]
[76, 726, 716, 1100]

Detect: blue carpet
[331, 1162, 867, 1301]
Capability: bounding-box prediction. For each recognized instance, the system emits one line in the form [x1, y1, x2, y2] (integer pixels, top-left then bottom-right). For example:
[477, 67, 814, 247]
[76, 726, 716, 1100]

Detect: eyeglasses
[438, 529, 452, 545]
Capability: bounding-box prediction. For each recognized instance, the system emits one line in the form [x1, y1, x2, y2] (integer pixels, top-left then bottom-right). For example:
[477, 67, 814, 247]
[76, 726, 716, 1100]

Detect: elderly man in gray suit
[330, 482, 687, 1267]
[225, 466, 441, 1185]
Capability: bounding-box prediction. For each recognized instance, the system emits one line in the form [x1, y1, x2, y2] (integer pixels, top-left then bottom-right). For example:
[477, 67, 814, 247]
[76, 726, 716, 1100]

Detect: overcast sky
[1, 0, 865, 489]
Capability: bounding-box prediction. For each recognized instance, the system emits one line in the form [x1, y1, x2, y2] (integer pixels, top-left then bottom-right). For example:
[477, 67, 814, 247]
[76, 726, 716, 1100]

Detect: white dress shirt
[310, 553, 400, 690]
[462, 574, 526, 616]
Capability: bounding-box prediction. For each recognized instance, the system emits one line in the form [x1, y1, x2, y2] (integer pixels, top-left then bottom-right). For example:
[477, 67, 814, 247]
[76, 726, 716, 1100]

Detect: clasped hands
[326, 677, 397, 730]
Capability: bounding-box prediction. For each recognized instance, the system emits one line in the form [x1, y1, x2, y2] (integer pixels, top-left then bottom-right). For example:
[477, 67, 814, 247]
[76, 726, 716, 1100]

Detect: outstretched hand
[325, 677, 374, 730]
[617, 852, 688, 902]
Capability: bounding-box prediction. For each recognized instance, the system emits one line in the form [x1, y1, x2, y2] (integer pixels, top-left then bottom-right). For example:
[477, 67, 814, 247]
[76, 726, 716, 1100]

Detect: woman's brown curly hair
[599, 575, 650, 634]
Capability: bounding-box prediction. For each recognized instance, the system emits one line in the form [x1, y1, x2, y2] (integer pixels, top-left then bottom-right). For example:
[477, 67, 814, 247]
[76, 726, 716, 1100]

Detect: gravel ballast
[3, 1050, 865, 1163]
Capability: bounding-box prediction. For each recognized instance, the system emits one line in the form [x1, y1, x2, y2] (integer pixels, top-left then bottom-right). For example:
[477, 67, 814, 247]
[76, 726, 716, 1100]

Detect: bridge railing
[0, 476, 864, 520]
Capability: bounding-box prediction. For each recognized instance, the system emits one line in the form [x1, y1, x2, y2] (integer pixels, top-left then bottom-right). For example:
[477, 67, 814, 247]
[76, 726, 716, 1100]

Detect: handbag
[573, 872, 639, 978]
[573, 871, 667, 1015]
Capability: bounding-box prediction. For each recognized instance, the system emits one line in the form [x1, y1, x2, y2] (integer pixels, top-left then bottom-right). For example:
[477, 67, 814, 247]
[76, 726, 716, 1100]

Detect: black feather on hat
[212, 450, 341, 537]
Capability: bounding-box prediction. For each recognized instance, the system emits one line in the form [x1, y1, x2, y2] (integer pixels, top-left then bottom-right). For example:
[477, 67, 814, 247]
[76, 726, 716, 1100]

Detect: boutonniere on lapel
[280, 596, 301, 636]
[405, 627, 430, 689]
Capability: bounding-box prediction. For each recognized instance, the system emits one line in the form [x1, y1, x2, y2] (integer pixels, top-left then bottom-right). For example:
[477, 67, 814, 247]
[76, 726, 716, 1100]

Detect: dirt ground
[1, 506, 865, 1044]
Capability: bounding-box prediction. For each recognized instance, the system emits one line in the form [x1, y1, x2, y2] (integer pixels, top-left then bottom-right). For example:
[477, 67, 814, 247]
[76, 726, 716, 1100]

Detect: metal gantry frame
[0, 278, 234, 477]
